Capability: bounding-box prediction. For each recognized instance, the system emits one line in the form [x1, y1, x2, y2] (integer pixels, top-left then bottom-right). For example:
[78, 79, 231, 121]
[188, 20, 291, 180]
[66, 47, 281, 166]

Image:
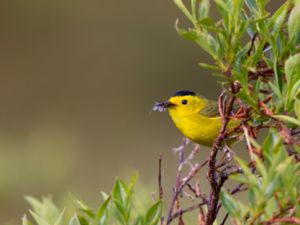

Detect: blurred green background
[0, 0, 283, 224]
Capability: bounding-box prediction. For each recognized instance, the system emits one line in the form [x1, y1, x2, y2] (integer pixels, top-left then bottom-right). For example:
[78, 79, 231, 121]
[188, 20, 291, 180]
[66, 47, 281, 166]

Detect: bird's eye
[181, 99, 188, 105]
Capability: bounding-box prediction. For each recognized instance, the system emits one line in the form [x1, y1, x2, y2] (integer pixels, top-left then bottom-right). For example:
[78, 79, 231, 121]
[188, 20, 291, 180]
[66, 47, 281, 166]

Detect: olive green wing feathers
[200, 99, 220, 117]
[199, 97, 240, 118]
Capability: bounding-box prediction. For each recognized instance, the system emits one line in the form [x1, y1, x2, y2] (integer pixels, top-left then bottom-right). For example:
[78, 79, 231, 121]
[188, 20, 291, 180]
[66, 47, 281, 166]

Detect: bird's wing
[200, 97, 240, 118]
[200, 99, 220, 117]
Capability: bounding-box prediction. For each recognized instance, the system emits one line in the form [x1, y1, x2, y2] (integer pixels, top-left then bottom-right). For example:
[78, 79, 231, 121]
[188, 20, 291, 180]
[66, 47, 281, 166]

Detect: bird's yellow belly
[172, 114, 222, 146]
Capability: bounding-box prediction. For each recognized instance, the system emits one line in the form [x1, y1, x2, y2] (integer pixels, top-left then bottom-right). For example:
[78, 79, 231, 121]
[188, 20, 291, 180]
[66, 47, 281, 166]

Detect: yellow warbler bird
[153, 90, 239, 147]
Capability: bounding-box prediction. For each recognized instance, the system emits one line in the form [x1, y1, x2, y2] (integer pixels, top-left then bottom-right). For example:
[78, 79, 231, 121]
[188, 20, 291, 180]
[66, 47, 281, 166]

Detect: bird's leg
[223, 144, 235, 162]
[215, 144, 234, 170]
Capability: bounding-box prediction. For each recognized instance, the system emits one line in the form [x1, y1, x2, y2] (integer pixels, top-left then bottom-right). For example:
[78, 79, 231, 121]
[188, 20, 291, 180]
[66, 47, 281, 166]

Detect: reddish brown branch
[206, 91, 236, 225]
[172, 202, 207, 221]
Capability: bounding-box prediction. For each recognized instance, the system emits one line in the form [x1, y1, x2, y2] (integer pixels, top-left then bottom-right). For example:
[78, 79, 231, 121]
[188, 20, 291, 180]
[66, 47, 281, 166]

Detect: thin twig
[166, 159, 208, 225]
[158, 153, 163, 200]
[172, 202, 207, 220]
[220, 213, 229, 225]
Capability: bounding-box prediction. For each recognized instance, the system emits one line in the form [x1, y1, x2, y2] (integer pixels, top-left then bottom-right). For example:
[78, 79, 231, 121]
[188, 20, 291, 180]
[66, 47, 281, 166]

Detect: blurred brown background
[0, 0, 283, 224]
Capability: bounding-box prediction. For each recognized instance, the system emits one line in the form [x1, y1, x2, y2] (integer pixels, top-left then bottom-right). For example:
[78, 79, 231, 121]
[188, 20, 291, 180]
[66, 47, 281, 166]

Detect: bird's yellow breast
[169, 111, 222, 146]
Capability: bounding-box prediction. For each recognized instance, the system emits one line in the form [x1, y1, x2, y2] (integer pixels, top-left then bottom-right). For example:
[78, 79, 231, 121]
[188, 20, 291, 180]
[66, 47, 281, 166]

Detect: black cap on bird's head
[173, 90, 196, 97]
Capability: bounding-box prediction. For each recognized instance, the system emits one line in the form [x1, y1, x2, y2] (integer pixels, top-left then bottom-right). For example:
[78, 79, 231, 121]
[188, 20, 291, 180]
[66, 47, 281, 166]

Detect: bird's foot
[223, 145, 235, 162]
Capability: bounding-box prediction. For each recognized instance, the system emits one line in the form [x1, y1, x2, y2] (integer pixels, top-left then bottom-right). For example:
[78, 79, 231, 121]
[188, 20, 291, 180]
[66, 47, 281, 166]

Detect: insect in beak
[163, 101, 177, 108]
[153, 101, 177, 112]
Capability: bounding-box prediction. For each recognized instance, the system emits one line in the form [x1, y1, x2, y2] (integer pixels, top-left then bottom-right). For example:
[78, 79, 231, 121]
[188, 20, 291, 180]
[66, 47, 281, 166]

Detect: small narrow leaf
[269, 1, 289, 36]
[53, 209, 66, 225]
[252, 154, 267, 180]
[295, 98, 300, 120]
[272, 114, 300, 126]
[288, 3, 300, 40]
[285, 53, 300, 90]
[221, 191, 240, 217]
[173, 0, 196, 25]
[175, 25, 217, 58]
[96, 196, 111, 223]
[198, 0, 210, 18]
[69, 214, 81, 225]
[146, 201, 162, 225]
[113, 180, 128, 206]
[22, 215, 33, 225]
[198, 63, 219, 70]
[71, 196, 95, 218]
[29, 211, 51, 225]
[25, 196, 42, 213]
[274, 63, 283, 93]
[77, 215, 89, 225]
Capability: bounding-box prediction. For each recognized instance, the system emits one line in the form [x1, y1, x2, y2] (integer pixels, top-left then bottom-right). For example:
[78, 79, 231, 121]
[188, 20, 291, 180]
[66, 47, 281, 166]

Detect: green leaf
[198, 62, 219, 70]
[71, 197, 95, 218]
[276, 157, 294, 174]
[262, 129, 284, 166]
[268, 81, 282, 100]
[175, 25, 217, 58]
[53, 209, 65, 225]
[285, 53, 300, 111]
[96, 196, 111, 224]
[22, 215, 33, 225]
[288, 3, 300, 40]
[173, 0, 196, 25]
[257, 0, 269, 15]
[146, 201, 162, 225]
[233, 67, 248, 90]
[198, 17, 215, 26]
[274, 62, 283, 93]
[215, 0, 230, 30]
[198, 0, 210, 18]
[245, 0, 258, 13]
[128, 173, 138, 195]
[295, 98, 300, 120]
[235, 157, 258, 187]
[113, 200, 128, 225]
[235, 89, 257, 108]
[191, 0, 196, 19]
[25, 196, 43, 213]
[77, 215, 89, 225]
[252, 154, 267, 180]
[265, 179, 279, 199]
[230, 174, 250, 184]
[269, 1, 290, 37]
[246, 38, 267, 67]
[69, 214, 81, 225]
[25, 196, 61, 224]
[221, 191, 240, 217]
[272, 114, 300, 126]
[29, 211, 51, 225]
[113, 179, 128, 206]
[285, 53, 300, 92]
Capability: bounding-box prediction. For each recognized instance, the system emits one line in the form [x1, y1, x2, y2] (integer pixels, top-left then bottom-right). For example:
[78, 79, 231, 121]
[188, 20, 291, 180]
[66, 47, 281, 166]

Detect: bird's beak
[162, 101, 177, 108]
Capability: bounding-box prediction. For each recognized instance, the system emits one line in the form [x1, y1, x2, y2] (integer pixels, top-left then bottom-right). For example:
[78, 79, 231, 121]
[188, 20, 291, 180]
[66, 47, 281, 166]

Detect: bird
[153, 90, 239, 147]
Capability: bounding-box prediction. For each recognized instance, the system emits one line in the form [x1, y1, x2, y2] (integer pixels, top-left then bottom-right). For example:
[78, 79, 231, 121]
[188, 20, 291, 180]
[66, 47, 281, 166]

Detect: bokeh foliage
[21, 0, 299, 225]
[221, 129, 300, 225]
[22, 175, 162, 225]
